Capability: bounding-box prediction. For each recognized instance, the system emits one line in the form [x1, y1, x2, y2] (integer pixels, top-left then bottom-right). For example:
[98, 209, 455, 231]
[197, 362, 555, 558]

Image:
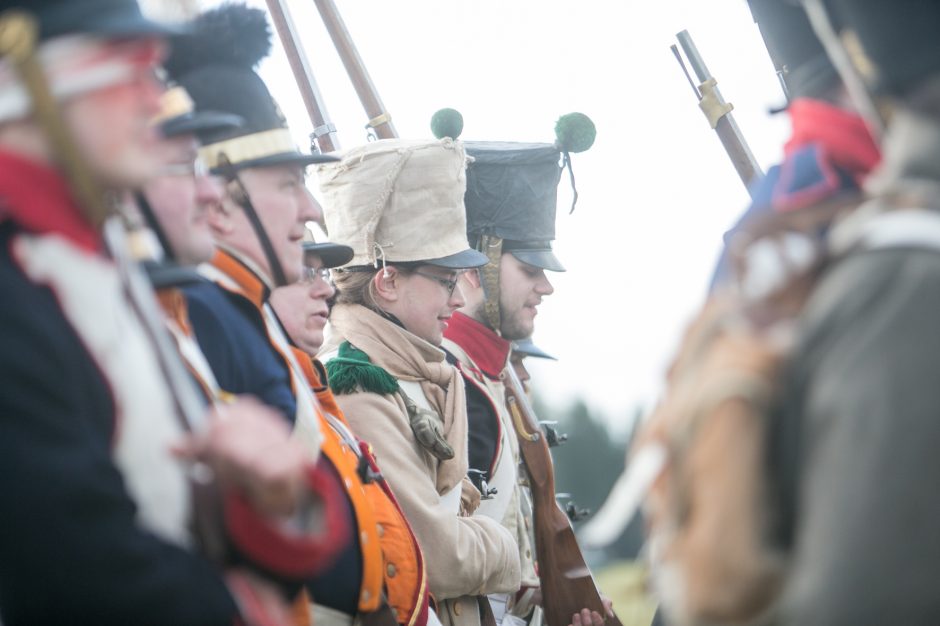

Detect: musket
[502, 365, 623, 626]
[672, 30, 763, 196]
[0, 9, 227, 563]
[264, 0, 340, 153]
[312, 0, 398, 139]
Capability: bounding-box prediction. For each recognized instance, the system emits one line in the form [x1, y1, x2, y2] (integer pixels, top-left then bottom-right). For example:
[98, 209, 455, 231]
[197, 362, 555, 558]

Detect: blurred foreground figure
[0, 1, 340, 624]
[773, 1, 940, 623]
[634, 1, 940, 625]
[709, 0, 879, 293]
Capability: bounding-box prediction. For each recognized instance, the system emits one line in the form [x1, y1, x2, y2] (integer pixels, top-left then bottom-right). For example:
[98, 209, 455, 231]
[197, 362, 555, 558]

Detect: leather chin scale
[217, 153, 289, 288]
[479, 233, 503, 333]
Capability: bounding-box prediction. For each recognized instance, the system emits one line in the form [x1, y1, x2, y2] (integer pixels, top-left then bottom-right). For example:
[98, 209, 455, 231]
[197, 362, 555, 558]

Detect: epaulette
[326, 341, 400, 396]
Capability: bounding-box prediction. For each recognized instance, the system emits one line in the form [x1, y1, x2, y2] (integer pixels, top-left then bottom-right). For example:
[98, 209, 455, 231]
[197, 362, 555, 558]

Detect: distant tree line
[532, 395, 647, 564]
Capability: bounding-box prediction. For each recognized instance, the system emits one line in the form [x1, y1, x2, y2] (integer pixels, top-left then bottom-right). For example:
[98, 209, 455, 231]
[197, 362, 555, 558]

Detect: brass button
[361, 590, 371, 603]
[360, 531, 369, 545]
[525, 549, 531, 559]
[387, 563, 397, 578]
[453, 601, 462, 616]
[376, 523, 385, 538]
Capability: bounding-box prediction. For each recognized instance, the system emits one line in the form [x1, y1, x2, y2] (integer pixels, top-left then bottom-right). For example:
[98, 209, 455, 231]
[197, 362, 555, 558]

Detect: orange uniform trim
[294, 350, 431, 625]
[207, 250, 299, 397]
[155, 286, 217, 402]
[210, 249, 268, 308]
[156, 288, 193, 336]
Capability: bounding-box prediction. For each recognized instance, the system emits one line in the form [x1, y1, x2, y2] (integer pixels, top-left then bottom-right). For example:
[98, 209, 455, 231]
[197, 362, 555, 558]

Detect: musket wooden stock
[502, 366, 622, 626]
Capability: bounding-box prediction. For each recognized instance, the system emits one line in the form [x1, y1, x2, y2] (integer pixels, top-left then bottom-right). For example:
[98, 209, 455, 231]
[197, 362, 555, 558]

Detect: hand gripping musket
[502, 365, 623, 626]
[672, 30, 763, 196]
[264, 0, 340, 153]
[0, 10, 228, 563]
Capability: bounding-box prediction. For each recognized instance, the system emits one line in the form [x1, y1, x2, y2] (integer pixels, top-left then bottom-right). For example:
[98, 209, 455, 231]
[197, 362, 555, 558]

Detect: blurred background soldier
[317, 134, 522, 626]
[0, 1, 341, 623]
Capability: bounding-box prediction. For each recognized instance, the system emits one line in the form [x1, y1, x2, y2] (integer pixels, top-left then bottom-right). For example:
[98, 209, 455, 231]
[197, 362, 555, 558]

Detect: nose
[310, 274, 335, 300]
[194, 174, 222, 205]
[139, 72, 166, 118]
[535, 270, 554, 296]
[299, 188, 322, 224]
[449, 283, 466, 309]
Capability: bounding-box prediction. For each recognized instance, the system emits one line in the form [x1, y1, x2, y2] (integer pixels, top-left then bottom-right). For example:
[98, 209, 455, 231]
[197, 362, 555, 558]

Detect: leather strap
[478, 597, 498, 626]
[359, 599, 399, 626]
[479, 234, 503, 332]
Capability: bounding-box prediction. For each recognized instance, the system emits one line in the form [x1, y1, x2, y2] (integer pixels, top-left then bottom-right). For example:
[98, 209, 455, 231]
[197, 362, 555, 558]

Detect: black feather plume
[164, 3, 272, 79]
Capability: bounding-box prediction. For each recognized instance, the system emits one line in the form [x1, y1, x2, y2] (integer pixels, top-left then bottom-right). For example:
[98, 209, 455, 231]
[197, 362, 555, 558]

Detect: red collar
[210, 248, 269, 308]
[0, 149, 101, 253]
[785, 98, 881, 184]
[444, 312, 511, 380]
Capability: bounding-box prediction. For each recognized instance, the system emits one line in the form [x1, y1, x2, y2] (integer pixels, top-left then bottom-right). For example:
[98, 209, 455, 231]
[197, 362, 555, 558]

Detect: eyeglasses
[302, 266, 331, 284]
[412, 270, 459, 296]
[158, 156, 209, 178]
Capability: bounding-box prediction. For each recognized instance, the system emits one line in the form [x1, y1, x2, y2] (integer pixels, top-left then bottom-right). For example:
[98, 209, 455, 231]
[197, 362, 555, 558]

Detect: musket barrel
[676, 29, 764, 193]
[265, 0, 339, 153]
[313, 0, 398, 139]
[676, 29, 713, 86]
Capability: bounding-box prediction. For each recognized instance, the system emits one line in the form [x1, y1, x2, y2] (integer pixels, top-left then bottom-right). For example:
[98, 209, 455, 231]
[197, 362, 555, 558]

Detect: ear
[372, 266, 400, 303]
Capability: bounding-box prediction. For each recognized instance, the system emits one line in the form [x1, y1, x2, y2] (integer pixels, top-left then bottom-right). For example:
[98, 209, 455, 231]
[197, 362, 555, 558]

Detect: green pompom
[554, 112, 596, 153]
[430, 108, 464, 139]
[326, 341, 400, 396]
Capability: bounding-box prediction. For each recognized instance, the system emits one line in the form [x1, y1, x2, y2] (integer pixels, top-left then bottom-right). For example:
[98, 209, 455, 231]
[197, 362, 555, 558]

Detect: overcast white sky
[193, 0, 790, 433]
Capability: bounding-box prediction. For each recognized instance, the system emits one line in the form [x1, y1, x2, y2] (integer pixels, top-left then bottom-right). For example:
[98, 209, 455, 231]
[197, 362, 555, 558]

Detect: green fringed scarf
[326, 340, 400, 396]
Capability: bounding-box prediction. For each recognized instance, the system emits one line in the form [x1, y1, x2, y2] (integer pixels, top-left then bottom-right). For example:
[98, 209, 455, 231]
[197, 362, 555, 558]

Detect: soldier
[157, 6, 407, 623]
[439, 116, 606, 626]
[635, 1, 940, 624]
[769, 1, 940, 623]
[162, 4, 329, 447]
[138, 85, 241, 270]
[0, 1, 343, 623]
[270, 240, 437, 626]
[708, 0, 880, 293]
[316, 135, 523, 626]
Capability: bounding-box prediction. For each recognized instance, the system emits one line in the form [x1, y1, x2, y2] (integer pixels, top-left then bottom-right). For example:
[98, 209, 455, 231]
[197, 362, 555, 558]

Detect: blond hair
[333, 269, 379, 308]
